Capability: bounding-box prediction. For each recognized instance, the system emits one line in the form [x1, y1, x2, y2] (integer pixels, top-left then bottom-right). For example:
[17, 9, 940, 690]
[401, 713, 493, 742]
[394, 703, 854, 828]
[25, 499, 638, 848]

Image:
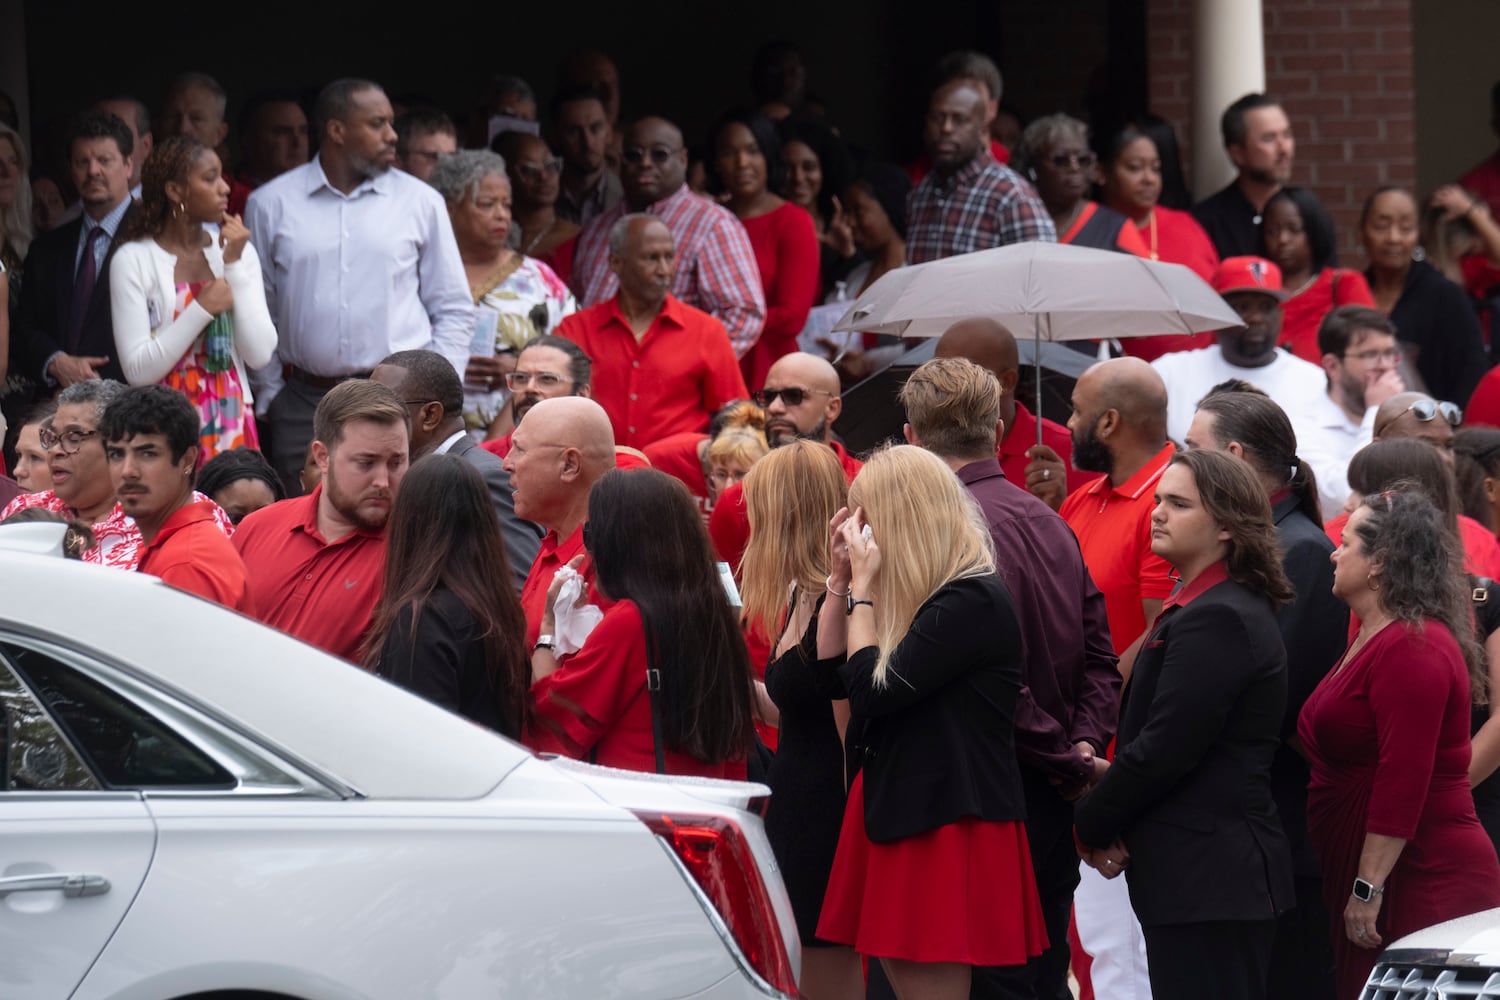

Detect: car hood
[1386, 906, 1500, 958]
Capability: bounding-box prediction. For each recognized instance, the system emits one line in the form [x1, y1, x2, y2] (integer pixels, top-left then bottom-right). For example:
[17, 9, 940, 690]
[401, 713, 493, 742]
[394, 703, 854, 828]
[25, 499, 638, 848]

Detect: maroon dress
[1298, 620, 1500, 999]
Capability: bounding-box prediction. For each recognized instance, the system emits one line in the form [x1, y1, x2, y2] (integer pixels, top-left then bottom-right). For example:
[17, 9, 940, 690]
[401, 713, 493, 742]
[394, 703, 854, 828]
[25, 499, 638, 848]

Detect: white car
[0, 527, 801, 999]
[1362, 907, 1500, 998]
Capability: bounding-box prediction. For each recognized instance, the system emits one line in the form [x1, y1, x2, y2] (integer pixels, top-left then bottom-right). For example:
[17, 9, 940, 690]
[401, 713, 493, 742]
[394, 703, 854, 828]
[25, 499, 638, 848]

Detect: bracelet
[826, 574, 851, 598]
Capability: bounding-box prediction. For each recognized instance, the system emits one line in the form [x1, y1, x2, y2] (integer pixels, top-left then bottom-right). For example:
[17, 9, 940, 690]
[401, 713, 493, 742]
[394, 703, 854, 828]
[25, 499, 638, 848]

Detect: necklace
[1285, 272, 1317, 298]
[523, 217, 557, 256]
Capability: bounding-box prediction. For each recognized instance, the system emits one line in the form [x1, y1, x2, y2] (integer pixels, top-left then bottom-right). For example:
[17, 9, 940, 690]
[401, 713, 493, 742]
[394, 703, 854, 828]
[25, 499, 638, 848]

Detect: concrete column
[1191, 0, 1265, 198]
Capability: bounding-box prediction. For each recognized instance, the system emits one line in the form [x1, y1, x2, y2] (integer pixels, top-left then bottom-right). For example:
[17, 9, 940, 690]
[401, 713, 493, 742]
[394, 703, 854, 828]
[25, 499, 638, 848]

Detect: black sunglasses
[752, 387, 832, 408]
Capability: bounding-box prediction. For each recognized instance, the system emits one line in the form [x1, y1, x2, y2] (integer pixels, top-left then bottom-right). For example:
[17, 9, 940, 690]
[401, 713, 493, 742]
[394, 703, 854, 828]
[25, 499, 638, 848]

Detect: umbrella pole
[1036, 316, 1046, 449]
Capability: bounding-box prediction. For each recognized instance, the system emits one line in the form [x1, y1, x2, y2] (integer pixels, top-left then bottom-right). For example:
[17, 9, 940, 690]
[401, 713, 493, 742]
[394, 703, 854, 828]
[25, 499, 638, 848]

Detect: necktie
[66, 226, 109, 353]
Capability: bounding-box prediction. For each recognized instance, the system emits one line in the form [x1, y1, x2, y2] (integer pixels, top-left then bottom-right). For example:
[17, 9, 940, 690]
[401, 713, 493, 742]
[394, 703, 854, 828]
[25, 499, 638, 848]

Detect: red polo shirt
[521, 522, 609, 649]
[231, 485, 388, 662]
[136, 500, 253, 612]
[998, 402, 1092, 496]
[1060, 442, 1177, 655]
[556, 294, 748, 450]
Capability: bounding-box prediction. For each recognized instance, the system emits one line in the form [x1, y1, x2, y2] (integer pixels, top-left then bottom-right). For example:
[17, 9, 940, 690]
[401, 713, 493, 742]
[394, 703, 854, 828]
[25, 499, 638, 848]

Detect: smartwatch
[534, 634, 557, 652]
[846, 594, 874, 616]
[1352, 877, 1384, 902]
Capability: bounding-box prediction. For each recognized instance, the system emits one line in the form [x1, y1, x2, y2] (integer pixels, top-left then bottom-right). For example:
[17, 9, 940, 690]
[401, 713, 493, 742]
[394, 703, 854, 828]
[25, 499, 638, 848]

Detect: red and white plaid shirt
[573, 185, 767, 357]
[1, 490, 233, 570]
[905, 153, 1057, 265]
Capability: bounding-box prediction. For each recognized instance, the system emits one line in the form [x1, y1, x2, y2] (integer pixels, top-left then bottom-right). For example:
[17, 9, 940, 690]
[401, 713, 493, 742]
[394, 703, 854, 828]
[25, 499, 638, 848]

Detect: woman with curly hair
[1074, 448, 1296, 1000]
[1299, 485, 1500, 998]
[109, 135, 277, 461]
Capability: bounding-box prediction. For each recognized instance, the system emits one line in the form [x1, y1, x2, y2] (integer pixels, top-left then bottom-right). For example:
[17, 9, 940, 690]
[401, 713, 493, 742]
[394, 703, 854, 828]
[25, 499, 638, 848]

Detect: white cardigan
[109, 236, 278, 402]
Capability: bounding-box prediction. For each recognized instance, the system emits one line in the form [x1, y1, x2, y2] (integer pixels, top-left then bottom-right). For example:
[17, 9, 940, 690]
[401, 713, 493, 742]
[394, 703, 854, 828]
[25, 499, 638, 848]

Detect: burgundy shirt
[958, 458, 1120, 790]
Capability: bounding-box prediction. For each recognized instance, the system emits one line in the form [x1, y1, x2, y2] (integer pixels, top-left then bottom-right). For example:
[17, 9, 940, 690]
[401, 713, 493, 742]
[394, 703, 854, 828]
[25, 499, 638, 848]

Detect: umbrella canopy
[831, 241, 1243, 342]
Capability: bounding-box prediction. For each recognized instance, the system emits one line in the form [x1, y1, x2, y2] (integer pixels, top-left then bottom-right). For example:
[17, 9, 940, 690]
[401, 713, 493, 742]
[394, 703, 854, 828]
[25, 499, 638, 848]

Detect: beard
[1071, 420, 1114, 474]
[348, 148, 392, 180]
[1338, 370, 1367, 412]
[324, 469, 393, 531]
[769, 416, 827, 448]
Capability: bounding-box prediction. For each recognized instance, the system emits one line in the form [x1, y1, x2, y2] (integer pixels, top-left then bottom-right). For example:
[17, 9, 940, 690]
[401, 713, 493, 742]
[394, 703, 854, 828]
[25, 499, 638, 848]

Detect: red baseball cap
[1213, 256, 1287, 301]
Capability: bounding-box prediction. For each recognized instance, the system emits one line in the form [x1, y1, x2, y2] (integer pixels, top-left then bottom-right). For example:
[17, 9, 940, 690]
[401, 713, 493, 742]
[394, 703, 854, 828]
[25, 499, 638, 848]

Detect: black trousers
[1266, 876, 1336, 1000]
[1142, 918, 1277, 1000]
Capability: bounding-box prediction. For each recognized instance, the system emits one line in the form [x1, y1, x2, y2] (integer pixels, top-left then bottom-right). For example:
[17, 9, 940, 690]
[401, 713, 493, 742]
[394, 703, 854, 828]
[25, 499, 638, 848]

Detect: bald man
[1059, 357, 1175, 1000]
[934, 317, 1091, 507]
[502, 396, 617, 647]
[572, 116, 766, 359]
[1373, 391, 1459, 465]
[557, 213, 746, 450]
[709, 351, 862, 571]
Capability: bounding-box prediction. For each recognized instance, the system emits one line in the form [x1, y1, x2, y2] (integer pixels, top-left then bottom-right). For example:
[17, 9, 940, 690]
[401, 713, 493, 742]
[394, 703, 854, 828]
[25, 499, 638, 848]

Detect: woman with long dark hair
[528, 468, 756, 777]
[364, 453, 529, 739]
[1300, 482, 1500, 998]
[110, 135, 277, 460]
[1075, 449, 1297, 1000]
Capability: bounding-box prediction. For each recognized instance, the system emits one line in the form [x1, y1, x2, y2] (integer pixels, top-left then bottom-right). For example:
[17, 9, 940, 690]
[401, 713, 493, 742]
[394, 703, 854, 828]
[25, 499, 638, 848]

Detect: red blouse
[1280, 268, 1376, 364]
[1119, 206, 1221, 361]
[739, 201, 820, 389]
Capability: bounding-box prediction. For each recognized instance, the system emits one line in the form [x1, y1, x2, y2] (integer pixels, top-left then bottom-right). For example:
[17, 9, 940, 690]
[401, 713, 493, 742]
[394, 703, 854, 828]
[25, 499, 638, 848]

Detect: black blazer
[12, 206, 135, 384]
[1074, 575, 1296, 926]
[837, 573, 1026, 843]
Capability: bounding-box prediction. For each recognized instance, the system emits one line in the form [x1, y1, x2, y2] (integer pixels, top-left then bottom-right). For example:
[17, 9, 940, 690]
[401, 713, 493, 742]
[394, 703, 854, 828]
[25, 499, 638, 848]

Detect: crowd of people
[5, 44, 1500, 1000]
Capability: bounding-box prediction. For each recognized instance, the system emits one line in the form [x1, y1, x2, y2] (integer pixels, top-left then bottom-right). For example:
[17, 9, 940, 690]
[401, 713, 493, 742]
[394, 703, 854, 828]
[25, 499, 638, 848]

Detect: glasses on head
[709, 468, 750, 487]
[506, 371, 569, 390]
[1405, 399, 1462, 427]
[1049, 151, 1097, 170]
[752, 387, 833, 408]
[38, 424, 99, 455]
[517, 157, 563, 180]
[622, 145, 680, 166]
[1344, 347, 1402, 365]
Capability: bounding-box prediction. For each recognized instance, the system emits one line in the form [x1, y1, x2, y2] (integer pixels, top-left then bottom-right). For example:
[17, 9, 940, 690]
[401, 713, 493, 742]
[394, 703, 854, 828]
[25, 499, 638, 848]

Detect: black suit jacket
[1075, 574, 1296, 926]
[449, 435, 542, 593]
[12, 206, 136, 384]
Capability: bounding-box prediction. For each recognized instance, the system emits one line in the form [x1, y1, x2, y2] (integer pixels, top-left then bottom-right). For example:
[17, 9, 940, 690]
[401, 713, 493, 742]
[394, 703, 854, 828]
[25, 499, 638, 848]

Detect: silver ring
[1043, 468, 1051, 480]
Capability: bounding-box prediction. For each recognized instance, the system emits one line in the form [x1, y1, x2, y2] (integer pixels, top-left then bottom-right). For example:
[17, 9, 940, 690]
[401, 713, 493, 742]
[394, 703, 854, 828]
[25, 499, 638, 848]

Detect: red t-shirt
[997, 402, 1093, 497]
[1280, 268, 1376, 365]
[643, 432, 712, 524]
[231, 486, 388, 662]
[1059, 443, 1177, 654]
[556, 294, 748, 450]
[527, 598, 748, 779]
[137, 500, 253, 612]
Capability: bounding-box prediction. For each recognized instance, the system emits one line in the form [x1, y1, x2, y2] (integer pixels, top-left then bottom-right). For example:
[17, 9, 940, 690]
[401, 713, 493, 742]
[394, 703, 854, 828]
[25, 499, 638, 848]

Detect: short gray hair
[608, 212, 665, 256]
[428, 149, 507, 207]
[57, 379, 127, 423]
[167, 72, 228, 119]
[1014, 113, 1090, 176]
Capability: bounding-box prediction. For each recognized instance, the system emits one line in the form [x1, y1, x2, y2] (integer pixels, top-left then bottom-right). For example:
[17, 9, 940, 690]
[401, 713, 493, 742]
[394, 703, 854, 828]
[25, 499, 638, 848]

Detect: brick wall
[1147, 0, 1416, 262]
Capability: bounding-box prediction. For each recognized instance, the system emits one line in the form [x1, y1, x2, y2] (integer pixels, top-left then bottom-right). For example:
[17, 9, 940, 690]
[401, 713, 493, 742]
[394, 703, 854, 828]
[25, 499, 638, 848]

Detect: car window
[0, 656, 99, 791]
[1, 641, 234, 790]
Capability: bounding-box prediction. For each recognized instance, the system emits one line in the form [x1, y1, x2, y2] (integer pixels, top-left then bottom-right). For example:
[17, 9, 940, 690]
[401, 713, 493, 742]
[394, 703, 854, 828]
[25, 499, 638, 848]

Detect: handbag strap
[646, 668, 666, 774]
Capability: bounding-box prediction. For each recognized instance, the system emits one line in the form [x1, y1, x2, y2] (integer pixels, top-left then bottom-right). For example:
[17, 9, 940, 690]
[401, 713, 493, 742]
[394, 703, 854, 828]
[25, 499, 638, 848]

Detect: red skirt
[816, 772, 1048, 965]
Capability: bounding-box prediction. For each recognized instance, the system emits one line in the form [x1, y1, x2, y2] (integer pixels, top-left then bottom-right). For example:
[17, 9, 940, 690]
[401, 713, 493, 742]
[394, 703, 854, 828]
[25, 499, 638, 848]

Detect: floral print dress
[163, 280, 259, 461]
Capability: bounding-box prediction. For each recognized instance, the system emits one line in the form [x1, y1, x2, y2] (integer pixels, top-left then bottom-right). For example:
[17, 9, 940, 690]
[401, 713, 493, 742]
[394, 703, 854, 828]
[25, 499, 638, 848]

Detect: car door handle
[0, 873, 111, 898]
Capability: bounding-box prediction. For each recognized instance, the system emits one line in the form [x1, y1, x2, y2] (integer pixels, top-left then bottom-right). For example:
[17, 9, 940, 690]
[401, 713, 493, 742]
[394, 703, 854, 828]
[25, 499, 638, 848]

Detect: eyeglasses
[401, 398, 437, 408]
[622, 145, 680, 166]
[1344, 348, 1402, 364]
[709, 468, 750, 486]
[752, 387, 833, 408]
[1405, 399, 1462, 427]
[506, 371, 569, 390]
[39, 425, 99, 455]
[516, 157, 563, 180]
[1049, 151, 1097, 169]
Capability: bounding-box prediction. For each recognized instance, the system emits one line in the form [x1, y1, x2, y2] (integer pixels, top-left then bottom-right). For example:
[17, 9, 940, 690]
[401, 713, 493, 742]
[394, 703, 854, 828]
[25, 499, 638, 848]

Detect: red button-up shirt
[556, 294, 748, 451]
[137, 500, 254, 612]
[997, 401, 1093, 497]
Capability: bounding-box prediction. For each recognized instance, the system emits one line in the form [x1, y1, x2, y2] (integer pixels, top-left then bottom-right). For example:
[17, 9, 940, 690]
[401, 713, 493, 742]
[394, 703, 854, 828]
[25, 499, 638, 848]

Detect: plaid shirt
[1, 490, 233, 569]
[905, 153, 1057, 264]
[573, 185, 766, 357]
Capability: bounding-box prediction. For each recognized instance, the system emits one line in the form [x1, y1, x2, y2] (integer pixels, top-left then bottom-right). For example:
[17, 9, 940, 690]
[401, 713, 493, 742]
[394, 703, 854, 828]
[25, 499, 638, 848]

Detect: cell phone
[861, 524, 873, 542]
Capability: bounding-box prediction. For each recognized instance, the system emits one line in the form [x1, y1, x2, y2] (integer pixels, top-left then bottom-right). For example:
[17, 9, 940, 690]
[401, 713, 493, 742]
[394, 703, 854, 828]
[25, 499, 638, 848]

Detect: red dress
[1280, 268, 1376, 364]
[1298, 620, 1500, 999]
[738, 201, 820, 390]
[1119, 206, 1221, 361]
[527, 599, 747, 780]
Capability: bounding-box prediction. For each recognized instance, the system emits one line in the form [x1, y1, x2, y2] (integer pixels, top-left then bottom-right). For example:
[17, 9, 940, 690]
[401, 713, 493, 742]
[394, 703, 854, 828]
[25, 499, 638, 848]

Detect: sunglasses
[621, 145, 680, 166]
[1405, 399, 1462, 427]
[752, 387, 832, 408]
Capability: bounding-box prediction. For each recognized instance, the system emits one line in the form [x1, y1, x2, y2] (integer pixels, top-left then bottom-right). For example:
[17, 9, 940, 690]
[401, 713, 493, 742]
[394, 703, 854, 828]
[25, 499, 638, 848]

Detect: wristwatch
[846, 594, 874, 615]
[534, 634, 556, 652]
[1352, 877, 1384, 902]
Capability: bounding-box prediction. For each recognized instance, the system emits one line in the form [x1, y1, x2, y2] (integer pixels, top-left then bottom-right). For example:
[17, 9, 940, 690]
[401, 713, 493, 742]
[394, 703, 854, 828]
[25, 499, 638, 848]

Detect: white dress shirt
[1288, 390, 1375, 518]
[245, 156, 473, 408]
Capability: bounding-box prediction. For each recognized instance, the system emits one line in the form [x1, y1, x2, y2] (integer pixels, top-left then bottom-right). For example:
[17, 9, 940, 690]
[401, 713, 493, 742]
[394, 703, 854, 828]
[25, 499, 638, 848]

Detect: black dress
[762, 592, 853, 948]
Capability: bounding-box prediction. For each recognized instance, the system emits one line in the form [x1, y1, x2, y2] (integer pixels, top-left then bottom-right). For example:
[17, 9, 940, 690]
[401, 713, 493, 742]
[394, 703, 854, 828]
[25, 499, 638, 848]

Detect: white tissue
[552, 565, 604, 656]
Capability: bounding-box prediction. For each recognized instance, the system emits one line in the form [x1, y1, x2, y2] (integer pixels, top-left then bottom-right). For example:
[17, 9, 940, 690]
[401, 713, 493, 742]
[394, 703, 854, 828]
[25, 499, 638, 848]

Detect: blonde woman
[740, 440, 860, 1000]
[706, 408, 769, 504]
[815, 445, 1045, 1000]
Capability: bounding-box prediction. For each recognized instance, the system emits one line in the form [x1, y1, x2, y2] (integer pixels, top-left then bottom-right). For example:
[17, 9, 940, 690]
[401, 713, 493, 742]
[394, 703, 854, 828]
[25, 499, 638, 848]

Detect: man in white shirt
[1287, 306, 1405, 517]
[247, 77, 473, 493]
[1152, 256, 1326, 445]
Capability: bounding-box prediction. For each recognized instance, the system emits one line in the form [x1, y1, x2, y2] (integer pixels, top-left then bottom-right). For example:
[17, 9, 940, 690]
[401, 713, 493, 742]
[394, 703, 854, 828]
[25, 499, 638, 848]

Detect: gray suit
[449, 436, 542, 592]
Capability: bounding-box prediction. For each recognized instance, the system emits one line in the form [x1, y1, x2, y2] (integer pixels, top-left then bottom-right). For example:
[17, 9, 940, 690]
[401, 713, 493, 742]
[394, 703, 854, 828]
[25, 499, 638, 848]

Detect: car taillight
[633, 811, 800, 998]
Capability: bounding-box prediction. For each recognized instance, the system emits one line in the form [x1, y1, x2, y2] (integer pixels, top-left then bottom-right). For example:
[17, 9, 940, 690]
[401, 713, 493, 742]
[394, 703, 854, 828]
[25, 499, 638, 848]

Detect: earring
[1412, 246, 1427, 263]
[1367, 573, 1380, 592]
